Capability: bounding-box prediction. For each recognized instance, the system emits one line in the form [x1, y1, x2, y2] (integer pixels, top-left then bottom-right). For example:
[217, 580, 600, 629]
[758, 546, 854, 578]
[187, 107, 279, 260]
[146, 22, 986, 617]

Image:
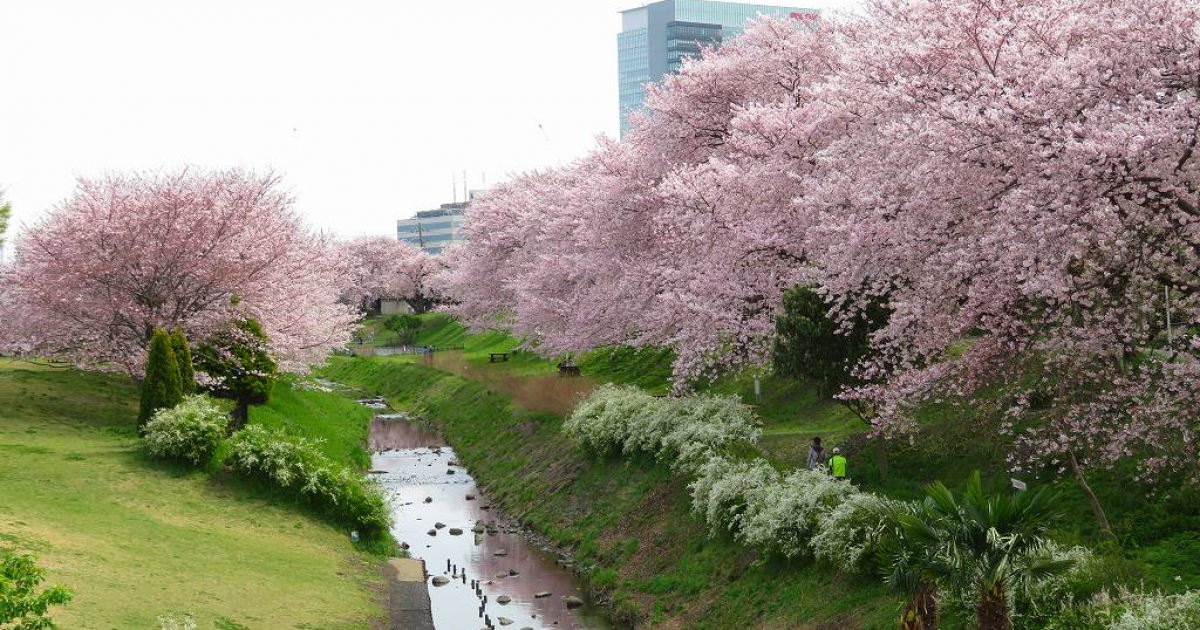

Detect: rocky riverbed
[363, 402, 614, 630]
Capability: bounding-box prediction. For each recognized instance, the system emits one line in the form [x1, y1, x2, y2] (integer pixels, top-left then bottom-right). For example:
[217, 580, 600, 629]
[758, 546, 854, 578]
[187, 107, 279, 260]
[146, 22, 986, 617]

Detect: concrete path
[384, 558, 434, 630]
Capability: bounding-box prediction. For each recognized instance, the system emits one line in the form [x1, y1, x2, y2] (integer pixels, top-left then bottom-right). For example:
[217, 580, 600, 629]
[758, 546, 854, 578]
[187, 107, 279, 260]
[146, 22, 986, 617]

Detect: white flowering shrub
[810, 492, 901, 573]
[739, 468, 861, 558]
[228, 425, 392, 534]
[565, 385, 760, 472]
[143, 395, 228, 465]
[689, 456, 780, 535]
[158, 615, 197, 630]
[1110, 591, 1200, 630]
[563, 384, 647, 456]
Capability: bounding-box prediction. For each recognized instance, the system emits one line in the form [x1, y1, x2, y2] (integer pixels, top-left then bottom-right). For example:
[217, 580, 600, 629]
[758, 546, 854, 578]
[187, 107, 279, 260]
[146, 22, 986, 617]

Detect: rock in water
[564, 595, 584, 608]
[423, 497, 432, 503]
[493, 549, 508, 557]
[496, 595, 511, 604]
[448, 528, 463, 535]
[434, 522, 446, 529]
[431, 576, 450, 586]
[427, 529, 437, 536]
[498, 617, 513, 626]
[534, 591, 551, 598]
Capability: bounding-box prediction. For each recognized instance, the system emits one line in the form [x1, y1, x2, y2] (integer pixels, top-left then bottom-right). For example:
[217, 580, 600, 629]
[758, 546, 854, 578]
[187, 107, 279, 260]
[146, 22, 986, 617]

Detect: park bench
[489, 352, 509, 363]
[557, 362, 582, 377]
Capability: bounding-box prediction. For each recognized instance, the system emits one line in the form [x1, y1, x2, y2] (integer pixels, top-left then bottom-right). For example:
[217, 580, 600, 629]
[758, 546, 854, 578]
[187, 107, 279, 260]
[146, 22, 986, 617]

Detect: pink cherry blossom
[0, 168, 357, 375]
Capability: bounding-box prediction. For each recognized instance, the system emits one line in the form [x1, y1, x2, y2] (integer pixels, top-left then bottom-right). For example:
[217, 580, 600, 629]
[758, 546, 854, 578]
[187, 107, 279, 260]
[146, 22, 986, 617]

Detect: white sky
[0, 0, 859, 241]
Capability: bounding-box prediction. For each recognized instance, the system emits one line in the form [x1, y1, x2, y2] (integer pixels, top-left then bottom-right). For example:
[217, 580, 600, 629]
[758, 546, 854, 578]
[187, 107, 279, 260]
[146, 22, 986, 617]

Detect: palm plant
[892, 472, 1073, 630]
[877, 499, 942, 630]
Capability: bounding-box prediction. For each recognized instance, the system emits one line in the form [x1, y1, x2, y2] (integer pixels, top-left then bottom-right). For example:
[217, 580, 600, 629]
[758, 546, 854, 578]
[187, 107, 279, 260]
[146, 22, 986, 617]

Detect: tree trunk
[876, 436, 890, 482]
[1067, 449, 1116, 542]
[975, 587, 1011, 630]
[899, 584, 938, 630]
[229, 400, 249, 433]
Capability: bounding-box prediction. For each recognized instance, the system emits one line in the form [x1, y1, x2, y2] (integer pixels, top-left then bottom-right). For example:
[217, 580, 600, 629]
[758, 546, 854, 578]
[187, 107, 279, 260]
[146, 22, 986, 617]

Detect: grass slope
[249, 376, 374, 469]
[0, 359, 384, 630]
[319, 356, 898, 630]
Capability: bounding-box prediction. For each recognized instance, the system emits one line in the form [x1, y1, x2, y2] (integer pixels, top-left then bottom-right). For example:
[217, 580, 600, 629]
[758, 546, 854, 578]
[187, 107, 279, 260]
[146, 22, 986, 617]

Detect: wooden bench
[489, 353, 509, 363]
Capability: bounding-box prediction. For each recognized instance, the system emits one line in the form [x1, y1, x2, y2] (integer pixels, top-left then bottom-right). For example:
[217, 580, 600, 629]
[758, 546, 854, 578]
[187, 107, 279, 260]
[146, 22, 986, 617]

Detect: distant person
[806, 437, 826, 471]
[829, 447, 848, 481]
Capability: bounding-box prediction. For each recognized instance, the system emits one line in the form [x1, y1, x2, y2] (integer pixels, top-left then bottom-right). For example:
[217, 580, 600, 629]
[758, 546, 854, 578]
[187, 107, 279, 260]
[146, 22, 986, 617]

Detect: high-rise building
[397, 189, 488, 255]
[618, 0, 819, 136]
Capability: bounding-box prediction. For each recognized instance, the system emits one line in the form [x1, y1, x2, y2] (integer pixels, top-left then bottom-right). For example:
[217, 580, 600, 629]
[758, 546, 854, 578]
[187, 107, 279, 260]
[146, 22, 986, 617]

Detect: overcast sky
[0, 0, 859, 241]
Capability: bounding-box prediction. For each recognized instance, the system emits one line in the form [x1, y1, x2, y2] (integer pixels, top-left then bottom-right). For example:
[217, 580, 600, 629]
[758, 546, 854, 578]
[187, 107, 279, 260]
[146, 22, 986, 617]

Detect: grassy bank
[375, 315, 1200, 588]
[319, 356, 897, 629]
[326, 314, 1200, 627]
[249, 376, 375, 469]
[0, 359, 385, 629]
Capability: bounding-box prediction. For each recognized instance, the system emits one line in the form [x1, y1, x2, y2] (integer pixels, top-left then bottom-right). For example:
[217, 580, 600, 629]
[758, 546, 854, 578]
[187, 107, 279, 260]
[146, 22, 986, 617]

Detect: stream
[364, 405, 616, 630]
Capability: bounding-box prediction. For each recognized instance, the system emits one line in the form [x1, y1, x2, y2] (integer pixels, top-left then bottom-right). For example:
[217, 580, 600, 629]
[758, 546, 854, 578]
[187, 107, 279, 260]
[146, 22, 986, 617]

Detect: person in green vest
[828, 447, 848, 481]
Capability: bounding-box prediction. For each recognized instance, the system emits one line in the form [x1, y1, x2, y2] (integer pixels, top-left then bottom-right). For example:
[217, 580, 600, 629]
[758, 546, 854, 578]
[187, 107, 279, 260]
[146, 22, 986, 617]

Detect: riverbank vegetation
[323, 309, 1200, 629]
[0, 358, 386, 629]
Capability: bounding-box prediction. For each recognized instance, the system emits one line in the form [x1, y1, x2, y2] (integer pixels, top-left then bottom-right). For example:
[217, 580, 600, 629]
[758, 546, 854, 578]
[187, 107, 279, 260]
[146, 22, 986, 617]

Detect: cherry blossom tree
[444, 0, 1200, 520]
[0, 168, 357, 375]
[338, 235, 444, 314]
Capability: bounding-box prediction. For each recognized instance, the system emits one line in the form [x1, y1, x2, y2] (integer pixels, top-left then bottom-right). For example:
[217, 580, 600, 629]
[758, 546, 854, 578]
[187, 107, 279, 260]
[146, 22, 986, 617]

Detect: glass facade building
[618, 0, 819, 136]
[397, 189, 488, 255]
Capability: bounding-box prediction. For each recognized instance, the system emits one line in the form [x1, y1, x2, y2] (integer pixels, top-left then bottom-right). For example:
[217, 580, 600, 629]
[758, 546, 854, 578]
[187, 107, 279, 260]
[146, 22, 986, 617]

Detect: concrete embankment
[384, 558, 433, 630]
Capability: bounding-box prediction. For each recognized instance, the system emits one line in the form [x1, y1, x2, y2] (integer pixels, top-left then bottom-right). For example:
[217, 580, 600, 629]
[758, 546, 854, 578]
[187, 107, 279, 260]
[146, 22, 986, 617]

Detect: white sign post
[1011, 478, 1027, 491]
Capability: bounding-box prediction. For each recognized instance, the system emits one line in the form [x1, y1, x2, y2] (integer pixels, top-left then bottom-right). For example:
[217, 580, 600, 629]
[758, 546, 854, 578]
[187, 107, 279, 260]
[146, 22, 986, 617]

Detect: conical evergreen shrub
[171, 328, 196, 394]
[139, 328, 183, 431]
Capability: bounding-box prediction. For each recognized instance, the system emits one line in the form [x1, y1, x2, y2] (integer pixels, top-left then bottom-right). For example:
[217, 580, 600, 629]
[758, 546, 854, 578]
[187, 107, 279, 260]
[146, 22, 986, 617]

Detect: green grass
[0, 359, 384, 630]
[249, 376, 374, 469]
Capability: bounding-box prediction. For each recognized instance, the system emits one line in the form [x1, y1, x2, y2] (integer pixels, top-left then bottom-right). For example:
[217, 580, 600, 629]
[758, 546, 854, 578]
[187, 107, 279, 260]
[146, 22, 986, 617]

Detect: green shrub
[171, 328, 196, 394]
[565, 384, 760, 473]
[227, 426, 392, 534]
[143, 395, 228, 466]
[0, 549, 73, 629]
[139, 328, 183, 430]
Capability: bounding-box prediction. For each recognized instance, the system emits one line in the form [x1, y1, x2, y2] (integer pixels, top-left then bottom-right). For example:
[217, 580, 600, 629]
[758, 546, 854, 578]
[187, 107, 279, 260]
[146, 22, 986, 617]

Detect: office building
[397, 189, 488, 255]
[618, 0, 819, 136]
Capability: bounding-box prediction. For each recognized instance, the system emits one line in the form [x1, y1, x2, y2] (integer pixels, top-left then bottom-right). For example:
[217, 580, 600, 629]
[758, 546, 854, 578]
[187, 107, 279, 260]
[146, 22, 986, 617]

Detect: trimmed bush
[139, 328, 184, 430]
[810, 492, 902, 574]
[227, 425, 391, 534]
[739, 468, 861, 558]
[171, 328, 196, 394]
[143, 395, 229, 465]
[565, 384, 760, 472]
[689, 456, 780, 536]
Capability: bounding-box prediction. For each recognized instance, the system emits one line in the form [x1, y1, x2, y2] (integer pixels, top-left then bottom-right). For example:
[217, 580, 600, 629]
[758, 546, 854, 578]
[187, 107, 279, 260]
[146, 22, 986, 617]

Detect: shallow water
[370, 415, 615, 630]
[419, 351, 596, 417]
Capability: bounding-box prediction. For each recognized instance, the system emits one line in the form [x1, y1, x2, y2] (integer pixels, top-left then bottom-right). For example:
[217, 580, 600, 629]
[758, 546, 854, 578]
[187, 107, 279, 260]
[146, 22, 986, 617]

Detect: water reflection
[419, 352, 596, 417]
[371, 416, 614, 630]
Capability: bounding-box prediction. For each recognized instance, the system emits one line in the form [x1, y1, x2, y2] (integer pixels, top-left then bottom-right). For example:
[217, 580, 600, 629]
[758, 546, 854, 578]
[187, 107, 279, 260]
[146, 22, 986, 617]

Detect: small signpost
[1011, 478, 1027, 491]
